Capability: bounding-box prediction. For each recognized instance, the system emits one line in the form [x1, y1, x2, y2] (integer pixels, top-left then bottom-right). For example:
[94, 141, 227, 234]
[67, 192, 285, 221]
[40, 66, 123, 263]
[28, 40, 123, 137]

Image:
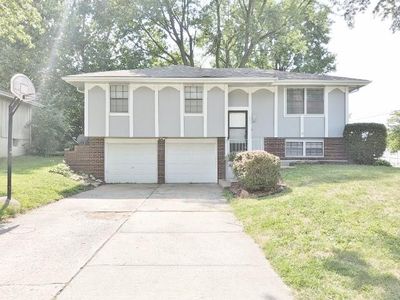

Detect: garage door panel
[166, 140, 217, 183]
[105, 141, 157, 183]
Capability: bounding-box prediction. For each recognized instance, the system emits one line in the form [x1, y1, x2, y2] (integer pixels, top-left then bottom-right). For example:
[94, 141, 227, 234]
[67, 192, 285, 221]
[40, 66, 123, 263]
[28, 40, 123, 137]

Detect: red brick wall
[217, 137, 226, 180]
[64, 137, 104, 180]
[324, 138, 348, 160]
[264, 138, 285, 158]
[264, 137, 348, 161]
[157, 138, 165, 184]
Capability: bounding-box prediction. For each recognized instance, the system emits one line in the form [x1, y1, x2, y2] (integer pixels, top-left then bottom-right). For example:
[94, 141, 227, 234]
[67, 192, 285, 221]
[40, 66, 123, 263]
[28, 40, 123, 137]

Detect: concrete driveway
[0, 184, 292, 300]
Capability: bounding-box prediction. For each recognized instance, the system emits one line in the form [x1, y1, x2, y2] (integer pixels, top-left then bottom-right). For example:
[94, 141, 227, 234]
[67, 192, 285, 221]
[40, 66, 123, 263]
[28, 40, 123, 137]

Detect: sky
[328, 11, 400, 124]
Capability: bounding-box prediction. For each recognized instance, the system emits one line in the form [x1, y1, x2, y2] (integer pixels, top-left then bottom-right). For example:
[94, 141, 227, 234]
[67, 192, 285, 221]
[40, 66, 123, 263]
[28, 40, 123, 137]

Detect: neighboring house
[0, 90, 34, 157]
[62, 65, 369, 184]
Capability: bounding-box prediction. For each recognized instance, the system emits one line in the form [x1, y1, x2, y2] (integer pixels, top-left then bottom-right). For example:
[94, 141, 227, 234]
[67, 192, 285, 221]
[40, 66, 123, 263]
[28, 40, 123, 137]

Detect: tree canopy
[0, 0, 338, 154]
[333, 0, 400, 32]
[387, 111, 400, 152]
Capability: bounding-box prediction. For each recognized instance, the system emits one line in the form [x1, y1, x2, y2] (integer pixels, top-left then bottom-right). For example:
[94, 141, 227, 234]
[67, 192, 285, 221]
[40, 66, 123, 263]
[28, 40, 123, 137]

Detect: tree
[387, 110, 400, 152]
[201, 0, 335, 72]
[0, 0, 42, 47]
[333, 0, 400, 32]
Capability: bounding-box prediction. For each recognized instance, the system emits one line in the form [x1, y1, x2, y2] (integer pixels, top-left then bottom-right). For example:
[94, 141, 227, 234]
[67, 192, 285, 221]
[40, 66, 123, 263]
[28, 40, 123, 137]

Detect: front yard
[230, 164, 400, 299]
[0, 156, 87, 219]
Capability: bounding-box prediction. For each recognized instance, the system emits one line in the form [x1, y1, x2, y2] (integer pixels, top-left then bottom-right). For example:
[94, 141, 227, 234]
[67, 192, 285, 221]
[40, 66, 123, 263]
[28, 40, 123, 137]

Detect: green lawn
[0, 156, 87, 219]
[230, 165, 400, 300]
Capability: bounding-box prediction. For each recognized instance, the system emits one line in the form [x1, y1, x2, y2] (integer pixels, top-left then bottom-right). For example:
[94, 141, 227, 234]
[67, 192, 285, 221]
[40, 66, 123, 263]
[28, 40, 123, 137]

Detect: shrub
[232, 151, 280, 192]
[374, 159, 392, 167]
[49, 162, 73, 177]
[343, 123, 387, 164]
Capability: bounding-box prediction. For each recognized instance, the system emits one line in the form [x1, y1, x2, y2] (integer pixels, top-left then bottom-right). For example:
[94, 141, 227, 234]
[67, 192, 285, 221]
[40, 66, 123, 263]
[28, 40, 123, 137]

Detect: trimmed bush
[232, 151, 280, 192]
[374, 159, 392, 167]
[343, 123, 387, 164]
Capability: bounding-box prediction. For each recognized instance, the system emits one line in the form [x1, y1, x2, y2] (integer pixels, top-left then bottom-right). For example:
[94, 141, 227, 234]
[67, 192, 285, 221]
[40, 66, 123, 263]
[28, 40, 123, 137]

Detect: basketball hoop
[1, 74, 36, 211]
[10, 74, 36, 101]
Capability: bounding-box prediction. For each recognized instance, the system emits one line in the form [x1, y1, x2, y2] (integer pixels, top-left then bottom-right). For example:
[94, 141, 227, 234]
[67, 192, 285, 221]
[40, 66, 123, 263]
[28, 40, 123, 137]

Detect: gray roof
[65, 65, 369, 83]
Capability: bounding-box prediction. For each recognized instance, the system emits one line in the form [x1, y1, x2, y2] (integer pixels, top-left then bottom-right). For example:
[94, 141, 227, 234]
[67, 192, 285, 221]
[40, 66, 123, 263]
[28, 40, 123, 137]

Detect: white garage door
[105, 139, 157, 183]
[166, 139, 217, 183]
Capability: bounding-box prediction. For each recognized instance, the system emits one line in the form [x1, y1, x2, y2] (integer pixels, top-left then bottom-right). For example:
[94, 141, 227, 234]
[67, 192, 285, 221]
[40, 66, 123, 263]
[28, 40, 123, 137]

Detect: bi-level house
[63, 65, 369, 184]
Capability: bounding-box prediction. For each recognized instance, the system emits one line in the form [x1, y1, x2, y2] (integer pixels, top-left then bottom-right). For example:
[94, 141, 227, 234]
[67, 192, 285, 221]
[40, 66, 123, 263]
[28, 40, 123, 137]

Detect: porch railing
[228, 138, 264, 153]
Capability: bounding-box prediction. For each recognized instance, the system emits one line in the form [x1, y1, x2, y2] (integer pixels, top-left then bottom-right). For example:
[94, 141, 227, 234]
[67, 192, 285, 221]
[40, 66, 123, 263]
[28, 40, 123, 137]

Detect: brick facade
[217, 137, 226, 180]
[157, 138, 165, 184]
[64, 137, 105, 180]
[324, 138, 348, 160]
[264, 138, 285, 158]
[65, 137, 226, 183]
[264, 137, 348, 161]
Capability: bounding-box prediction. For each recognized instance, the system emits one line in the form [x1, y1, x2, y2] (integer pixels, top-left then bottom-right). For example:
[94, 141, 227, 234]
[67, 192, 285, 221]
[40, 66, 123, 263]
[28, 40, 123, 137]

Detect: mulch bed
[229, 182, 287, 198]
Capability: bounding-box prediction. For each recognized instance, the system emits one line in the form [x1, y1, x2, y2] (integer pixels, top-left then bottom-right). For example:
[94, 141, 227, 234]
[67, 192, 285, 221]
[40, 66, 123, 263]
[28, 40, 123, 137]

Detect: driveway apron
[0, 184, 292, 300]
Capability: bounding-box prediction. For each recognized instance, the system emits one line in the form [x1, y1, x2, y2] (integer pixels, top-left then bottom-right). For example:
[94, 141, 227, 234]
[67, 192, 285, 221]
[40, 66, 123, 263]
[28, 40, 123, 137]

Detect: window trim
[285, 139, 324, 158]
[184, 85, 204, 114]
[110, 84, 129, 113]
[284, 87, 325, 117]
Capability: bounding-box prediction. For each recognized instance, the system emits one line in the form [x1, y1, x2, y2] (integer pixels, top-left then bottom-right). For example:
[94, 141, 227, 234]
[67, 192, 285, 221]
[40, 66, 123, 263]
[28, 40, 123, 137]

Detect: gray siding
[0, 97, 31, 157]
[252, 89, 274, 138]
[158, 87, 180, 137]
[207, 87, 225, 137]
[328, 89, 346, 137]
[109, 116, 130, 137]
[184, 116, 203, 137]
[133, 87, 155, 137]
[229, 89, 248, 107]
[88, 86, 106, 136]
[277, 87, 300, 137]
[304, 117, 325, 137]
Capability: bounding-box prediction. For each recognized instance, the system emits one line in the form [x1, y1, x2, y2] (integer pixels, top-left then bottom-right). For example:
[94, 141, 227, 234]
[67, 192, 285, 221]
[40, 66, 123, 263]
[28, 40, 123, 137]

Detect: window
[286, 88, 324, 115]
[305, 141, 324, 156]
[110, 84, 128, 113]
[287, 88, 305, 114]
[185, 85, 203, 113]
[285, 140, 324, 157]
[306, 88, 324, 114]
[285, 141, 303, 157]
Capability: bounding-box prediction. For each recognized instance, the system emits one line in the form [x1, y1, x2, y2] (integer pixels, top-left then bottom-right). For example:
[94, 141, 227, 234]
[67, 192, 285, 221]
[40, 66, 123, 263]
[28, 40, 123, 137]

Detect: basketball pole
[2, 96, 22, 211]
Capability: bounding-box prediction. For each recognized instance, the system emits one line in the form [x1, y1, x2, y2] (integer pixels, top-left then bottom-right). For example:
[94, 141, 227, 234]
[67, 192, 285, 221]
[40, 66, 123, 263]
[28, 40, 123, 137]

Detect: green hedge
[232, 151, 280, 192]
[343, 123, 387, 164]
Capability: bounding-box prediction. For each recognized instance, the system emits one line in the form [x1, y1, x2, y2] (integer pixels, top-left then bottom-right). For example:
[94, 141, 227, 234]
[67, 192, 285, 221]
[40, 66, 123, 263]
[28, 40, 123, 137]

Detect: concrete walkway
[0, 184, 292, 300]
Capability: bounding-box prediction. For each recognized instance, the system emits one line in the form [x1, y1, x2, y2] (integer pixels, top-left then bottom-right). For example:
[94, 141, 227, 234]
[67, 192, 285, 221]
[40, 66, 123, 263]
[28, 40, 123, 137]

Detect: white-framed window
[110, 84, 129, 113]
[285, 87, 324, 116]
[184, 85, 203, 113]
[285, 139, 324, 157]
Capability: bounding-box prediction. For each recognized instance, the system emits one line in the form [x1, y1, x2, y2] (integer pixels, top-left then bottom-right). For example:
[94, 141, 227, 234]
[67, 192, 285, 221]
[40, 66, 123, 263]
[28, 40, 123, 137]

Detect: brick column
[217, 137, 226, 180]
[264, 137, 285, 159]
[158, 138, 165, 184]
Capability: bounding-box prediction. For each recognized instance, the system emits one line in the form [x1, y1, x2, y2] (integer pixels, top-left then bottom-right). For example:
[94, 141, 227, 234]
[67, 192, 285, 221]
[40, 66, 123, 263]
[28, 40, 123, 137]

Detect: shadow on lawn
[376, 230, 400, 261]
[288, 166, 400, 187]
[323, 249, 400, 299]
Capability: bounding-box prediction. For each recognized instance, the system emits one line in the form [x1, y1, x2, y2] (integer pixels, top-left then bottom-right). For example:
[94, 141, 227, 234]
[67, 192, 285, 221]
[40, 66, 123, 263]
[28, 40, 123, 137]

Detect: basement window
[285, 140, 324, 157]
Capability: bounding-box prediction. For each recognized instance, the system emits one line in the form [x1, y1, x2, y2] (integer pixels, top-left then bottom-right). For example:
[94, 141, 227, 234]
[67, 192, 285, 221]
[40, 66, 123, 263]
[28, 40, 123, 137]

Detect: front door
[228, 111, 247, 153]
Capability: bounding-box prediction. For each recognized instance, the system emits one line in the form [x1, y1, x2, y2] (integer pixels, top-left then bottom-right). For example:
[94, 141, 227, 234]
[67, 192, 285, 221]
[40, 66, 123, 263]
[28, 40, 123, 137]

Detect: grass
[0, 155, 88, 219]
[230, 164, 400, 299]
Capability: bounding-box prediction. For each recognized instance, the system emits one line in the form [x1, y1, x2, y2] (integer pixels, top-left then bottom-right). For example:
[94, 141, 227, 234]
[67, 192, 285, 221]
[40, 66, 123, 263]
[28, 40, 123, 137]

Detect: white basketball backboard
[10, 74, 36, 101]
